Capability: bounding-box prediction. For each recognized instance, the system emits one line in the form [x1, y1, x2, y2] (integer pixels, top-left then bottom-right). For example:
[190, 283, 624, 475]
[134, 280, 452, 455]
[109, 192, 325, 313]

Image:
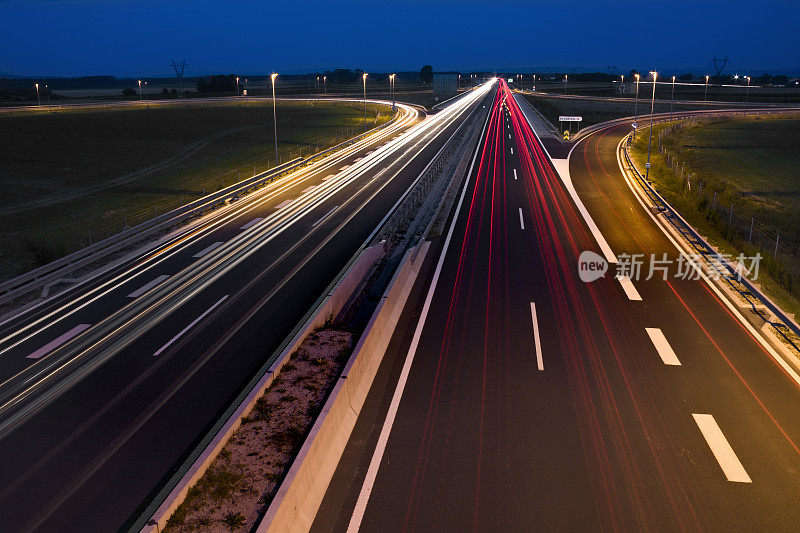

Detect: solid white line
[26, 324, 91, 359]
[153, 295, 229, 357]
[239, 217, 263, 230]
[692, 413, 752, 483]
[645, 327, 681, 365]
[192, 241, 224, 258]
[513, 168, 518, 180]
[616, 275, 642, 301]
[312, 206, 338, 227]
[530, 302, 544, 370]
[127, 275, 170, 298]
[518, 208, 525, 230]
[275, 199, 292, 209]
[347, 102, 491, 532]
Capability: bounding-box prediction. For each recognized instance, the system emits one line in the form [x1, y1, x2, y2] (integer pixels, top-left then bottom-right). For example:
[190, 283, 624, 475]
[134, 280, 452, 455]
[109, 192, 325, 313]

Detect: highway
[0, 85, 493, 531]
[313, 80, 800, 530]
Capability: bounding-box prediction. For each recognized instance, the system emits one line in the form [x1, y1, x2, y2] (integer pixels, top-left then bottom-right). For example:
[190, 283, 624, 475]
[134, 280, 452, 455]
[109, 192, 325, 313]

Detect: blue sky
[1, 0, 799, 77]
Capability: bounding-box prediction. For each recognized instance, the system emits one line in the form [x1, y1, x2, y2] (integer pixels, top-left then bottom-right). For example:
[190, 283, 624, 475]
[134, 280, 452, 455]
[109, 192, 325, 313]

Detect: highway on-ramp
[314, 80, 800, 530]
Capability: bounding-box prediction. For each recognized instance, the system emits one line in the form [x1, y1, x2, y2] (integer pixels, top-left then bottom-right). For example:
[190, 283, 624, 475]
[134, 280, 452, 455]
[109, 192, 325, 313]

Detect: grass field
[0, 100, 392, 279]
[631, 116, 800, 315]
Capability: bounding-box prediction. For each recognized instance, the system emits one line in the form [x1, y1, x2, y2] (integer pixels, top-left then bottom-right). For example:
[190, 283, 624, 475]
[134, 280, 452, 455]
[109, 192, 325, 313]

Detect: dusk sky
[2, 0, 799, 77]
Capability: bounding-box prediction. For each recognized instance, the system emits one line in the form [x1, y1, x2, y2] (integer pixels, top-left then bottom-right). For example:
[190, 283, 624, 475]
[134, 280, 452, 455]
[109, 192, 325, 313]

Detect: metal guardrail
[0, 110, 403, 307]
[621, 137, 800, 353]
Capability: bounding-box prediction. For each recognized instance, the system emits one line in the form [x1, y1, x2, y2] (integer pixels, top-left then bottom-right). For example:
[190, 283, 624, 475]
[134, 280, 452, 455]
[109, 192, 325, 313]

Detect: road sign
[558, 116, 582, 122]
[563, 130, 570, 141]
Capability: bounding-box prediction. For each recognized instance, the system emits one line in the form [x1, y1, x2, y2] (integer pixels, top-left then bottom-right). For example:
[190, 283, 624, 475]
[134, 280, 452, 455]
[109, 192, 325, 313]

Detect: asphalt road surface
[0, 86, 492, 531]
[314, 80, 800, 531]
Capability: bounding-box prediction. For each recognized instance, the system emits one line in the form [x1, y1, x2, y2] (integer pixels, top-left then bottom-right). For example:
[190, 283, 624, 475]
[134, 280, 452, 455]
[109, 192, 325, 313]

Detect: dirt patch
[164, 328, 353, 532]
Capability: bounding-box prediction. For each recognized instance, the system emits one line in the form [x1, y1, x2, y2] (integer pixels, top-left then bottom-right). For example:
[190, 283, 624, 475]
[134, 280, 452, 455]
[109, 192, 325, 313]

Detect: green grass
[631, 116, 800, 316]
[0, 100, 392, 279]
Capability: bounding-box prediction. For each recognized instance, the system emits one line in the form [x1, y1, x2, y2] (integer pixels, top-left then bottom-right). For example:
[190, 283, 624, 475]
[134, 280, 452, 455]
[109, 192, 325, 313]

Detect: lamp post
[45, 84, 51, 108]
[645, 71, 657, 181]
[620, 74, 624, 97]
[704, 75, 709, 101]
[138, 79, 143, 102]
[671, 75, 676, 113]
[323, 76, 327, 94]
[389, 73, 395, 111]
[745, 76, 751, 115]
[236, 77, 240, 97]
[564, 74, 568, 95]
[34, 83, 41, 107]
[362, 72, 368, 132]
[633, 73, 640, 139]
[271, 73, 278, 163]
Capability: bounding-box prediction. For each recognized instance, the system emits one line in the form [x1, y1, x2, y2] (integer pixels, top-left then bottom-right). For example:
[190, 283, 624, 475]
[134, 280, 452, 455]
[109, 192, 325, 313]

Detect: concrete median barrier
[258, 240, 430, 533]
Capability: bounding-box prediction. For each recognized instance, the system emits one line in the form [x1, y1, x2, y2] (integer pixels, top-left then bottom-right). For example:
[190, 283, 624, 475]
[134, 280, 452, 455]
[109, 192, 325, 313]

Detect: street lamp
[323, 76, 327, 94]
[362, 72, 368, 132]
[745, 76, 751, 115]
[620, 74, 624, 97]
[389, 73, 396, 111]
[633, 73, 640, 139]
[138, 79, 143, 102]
[704, 75, 709, 101]
[34, 83, 41, 107]
[645, 71, 658, 181]
[271, 73, 278, 163]
[671, 75, 676, 113]
[564, 74, 568, 95]
[45, 84, 51, 108]
[236, 76, 240, 97]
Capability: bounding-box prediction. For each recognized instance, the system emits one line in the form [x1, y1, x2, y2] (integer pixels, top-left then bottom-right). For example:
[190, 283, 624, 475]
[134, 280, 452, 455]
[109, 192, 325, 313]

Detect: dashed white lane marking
[275, 199, 292, 209]
[513, 168, 518, 180]
[511, 147, 514, 155]
[153, 295, 229, 357]
[312, 206, 338, 227]
[518, 208, 525, 230]
[530, 302, 544, 370]
[645, 327, 681, 365]
[353, 157, 363, 162]
[302, 186, 316, 194]
[192, 241, 224, 258]
[509, 133, 512, 139]
[339, 165, 351, 171]
[692, 414, 752, 483]
[128, 275, 170, 298]
[615, 275, 642, 301]
[322, 175, 334, 181]
[239, 217, 263, 230]
[27, 324, 91, 359]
